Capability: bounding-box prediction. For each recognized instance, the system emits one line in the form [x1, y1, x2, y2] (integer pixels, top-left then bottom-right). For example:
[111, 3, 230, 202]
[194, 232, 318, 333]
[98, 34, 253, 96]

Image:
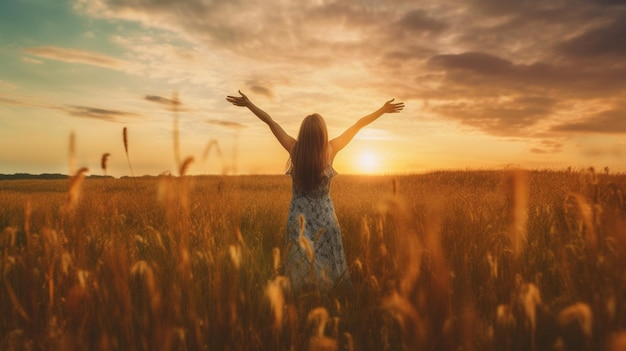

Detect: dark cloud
[2, 96, 140, 122]
[144, 95, 182, 107]
[530, 148, 549, 154]
[76, 0, 626, 140]
[382, 45, 437, 64]
[429, 52, 513, 77]
[432, 95, 557, 136]
[64, 105, 141, 122]
[247, 83, 274, 99]
[557, 15, 626, 60]
[530, 139, 563, 154]
[306, 2, 380, 27]
[551, 108, 626, 134]
[397, 9, 448, 34]
[206, 119, 246, 130]
[426, 51, 626, 99]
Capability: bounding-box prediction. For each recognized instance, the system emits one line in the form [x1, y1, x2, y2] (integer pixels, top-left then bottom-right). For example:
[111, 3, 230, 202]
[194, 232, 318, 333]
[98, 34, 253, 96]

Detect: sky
[1, 0, 625, 176]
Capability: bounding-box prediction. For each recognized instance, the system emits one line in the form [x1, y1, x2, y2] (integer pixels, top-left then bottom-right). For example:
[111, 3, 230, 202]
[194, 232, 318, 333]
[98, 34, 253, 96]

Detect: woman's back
[285, 165, 351, 292]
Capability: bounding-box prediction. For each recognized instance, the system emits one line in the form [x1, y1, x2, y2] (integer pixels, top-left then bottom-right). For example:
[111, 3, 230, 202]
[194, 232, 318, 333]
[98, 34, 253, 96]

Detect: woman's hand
[226, 90, 251, 107]
[381, 98, 405, 113]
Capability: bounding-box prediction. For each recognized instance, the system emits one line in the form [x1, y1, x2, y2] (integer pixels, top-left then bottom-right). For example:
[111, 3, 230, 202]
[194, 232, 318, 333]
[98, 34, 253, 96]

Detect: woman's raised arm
[226, 90, 296, 152]
[329, 99, 404, 157]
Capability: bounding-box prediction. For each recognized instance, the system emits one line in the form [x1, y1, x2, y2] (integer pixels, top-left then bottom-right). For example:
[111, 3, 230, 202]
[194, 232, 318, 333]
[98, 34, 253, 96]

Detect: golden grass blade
[69, 131, 76, 175]
[123, 127, 128, 154]
[179, 156, 194, 177]
[172, 92, 181, 168]
[101, 153, 110, 175]
[67, 167, 89, 209]
[122, 127, 134, 177]
[505, 169, 529, 259]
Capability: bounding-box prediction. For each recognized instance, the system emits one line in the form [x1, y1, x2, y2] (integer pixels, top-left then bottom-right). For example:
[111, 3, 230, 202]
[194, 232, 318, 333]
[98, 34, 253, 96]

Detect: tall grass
[1, 169, 625, 350]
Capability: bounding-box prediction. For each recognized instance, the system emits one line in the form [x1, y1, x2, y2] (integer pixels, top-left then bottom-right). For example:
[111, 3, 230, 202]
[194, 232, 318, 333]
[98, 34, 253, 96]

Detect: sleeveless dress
[284, 165, 352, 293]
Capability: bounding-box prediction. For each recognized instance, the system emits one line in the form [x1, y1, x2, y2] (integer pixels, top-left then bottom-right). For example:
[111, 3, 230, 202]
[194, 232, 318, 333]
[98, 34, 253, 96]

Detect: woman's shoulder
[324, 164, 338, 178]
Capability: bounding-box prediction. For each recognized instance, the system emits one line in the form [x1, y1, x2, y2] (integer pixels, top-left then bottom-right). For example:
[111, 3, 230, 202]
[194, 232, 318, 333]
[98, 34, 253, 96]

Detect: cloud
[0, 95, 55, 109]
[246, 82, 274, 99]
[206, 119, 246, 130]
[529, 139, 563, 154]
[71, 0, 626, 141]
[431, 95, 558, 136]
[24, 46, 128, 70]
[396, 9, 448, 34]
[530, 148, 549, 154]
[1, 95, 141, 122]
[557, 14, 626, 61]
[551, 108, 626, 134]
[144, 94, 183, 108]
[63, 105, 142, 122]
[0, 97, 23, 105]
[21, 57, 43, 64]
[427, 52, 626, 99]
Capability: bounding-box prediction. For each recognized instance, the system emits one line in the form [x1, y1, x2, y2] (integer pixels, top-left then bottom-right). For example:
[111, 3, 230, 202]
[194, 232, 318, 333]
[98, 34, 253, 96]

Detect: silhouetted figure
[227, 90, 404, 293]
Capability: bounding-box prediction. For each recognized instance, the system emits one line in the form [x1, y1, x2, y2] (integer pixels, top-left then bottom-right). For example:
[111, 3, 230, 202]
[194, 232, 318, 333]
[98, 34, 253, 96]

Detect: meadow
[1, 169, 626, 350]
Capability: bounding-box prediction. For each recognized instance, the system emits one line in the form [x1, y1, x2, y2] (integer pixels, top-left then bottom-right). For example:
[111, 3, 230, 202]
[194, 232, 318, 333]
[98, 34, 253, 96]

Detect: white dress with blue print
[284, 166, 352, 293]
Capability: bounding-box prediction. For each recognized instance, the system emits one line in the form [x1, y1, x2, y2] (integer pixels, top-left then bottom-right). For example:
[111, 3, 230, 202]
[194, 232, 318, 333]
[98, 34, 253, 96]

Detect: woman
[226, 91, 404, 293]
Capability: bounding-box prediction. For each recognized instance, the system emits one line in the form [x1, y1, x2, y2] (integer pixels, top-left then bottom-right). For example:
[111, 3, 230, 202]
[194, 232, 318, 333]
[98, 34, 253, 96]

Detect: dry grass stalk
[67, 167, 89, 209]
[272, 247, 281, 274]
[202, 139, 222, 162]
[571, 193, 597, 251]
[558, 302, 593, 338]
[172, 92, 181, 168]
[298, 214, 314, 261]
[517, 278, 541, 339]
[68, 131, 76, 175]
[179, 156, 194, 177]
[228, 244, 241, 269]
[505, 169, 529, 259]
[307, 308, 337, 351]
[101, 153, 110, 175]
[382, 291, 422, 342]
[266, 276, 288, 331]
[122, 127, 134, 176]
[123, 127, 128, 154]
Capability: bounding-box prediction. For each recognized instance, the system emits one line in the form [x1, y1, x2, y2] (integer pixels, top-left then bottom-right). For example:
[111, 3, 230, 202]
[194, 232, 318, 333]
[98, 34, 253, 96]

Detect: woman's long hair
[289, 113, 328, 193]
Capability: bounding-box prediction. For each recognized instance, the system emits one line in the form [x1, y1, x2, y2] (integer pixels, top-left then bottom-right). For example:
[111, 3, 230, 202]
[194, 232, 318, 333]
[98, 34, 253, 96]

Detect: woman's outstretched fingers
[394, 102, 405, 112]
[383, 99, 404, 113]
[226, 91, 250, 107]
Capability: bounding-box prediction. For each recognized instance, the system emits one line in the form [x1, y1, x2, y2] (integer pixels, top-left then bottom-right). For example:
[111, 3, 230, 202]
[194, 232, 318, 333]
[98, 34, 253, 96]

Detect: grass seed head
[179, 156, 194, 176]
[101, 153, 110, 174]
[266, 276, 288, 331]
[123, 127, 128, 155]
[558, 302, 593, 338]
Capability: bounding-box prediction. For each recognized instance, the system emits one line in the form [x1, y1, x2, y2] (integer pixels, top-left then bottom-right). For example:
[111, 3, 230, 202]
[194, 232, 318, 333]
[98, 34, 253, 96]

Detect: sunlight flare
[357, 151, 379, 173]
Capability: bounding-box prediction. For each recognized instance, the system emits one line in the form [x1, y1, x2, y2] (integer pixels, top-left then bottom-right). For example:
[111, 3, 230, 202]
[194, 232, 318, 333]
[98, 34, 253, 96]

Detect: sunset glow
[1, 0, 625, 176]
[356, 151, 380, 174]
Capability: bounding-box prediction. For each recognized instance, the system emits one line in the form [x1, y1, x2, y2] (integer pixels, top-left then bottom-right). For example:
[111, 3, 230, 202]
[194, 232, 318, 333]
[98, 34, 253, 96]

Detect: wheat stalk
[172, 92, 181, 169]
[101, 153, 110, 176]
[178, 156, 194, 177]
[67, 167, 89, 209]
[123, 127, 134, 177]
[69, 131, 76, 175]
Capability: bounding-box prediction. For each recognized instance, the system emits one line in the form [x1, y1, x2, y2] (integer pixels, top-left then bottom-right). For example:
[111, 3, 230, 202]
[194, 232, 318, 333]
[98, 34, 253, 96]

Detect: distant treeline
[0, 173, 114, 180]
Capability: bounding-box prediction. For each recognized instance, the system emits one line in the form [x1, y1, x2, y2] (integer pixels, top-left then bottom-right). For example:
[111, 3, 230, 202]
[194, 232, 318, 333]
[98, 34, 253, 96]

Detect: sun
[357, 151, 379, 173]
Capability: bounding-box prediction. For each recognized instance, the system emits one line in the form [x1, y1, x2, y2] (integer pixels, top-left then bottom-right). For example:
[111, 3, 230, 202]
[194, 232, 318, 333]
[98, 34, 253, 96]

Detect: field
[1, 169, 626, 350]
